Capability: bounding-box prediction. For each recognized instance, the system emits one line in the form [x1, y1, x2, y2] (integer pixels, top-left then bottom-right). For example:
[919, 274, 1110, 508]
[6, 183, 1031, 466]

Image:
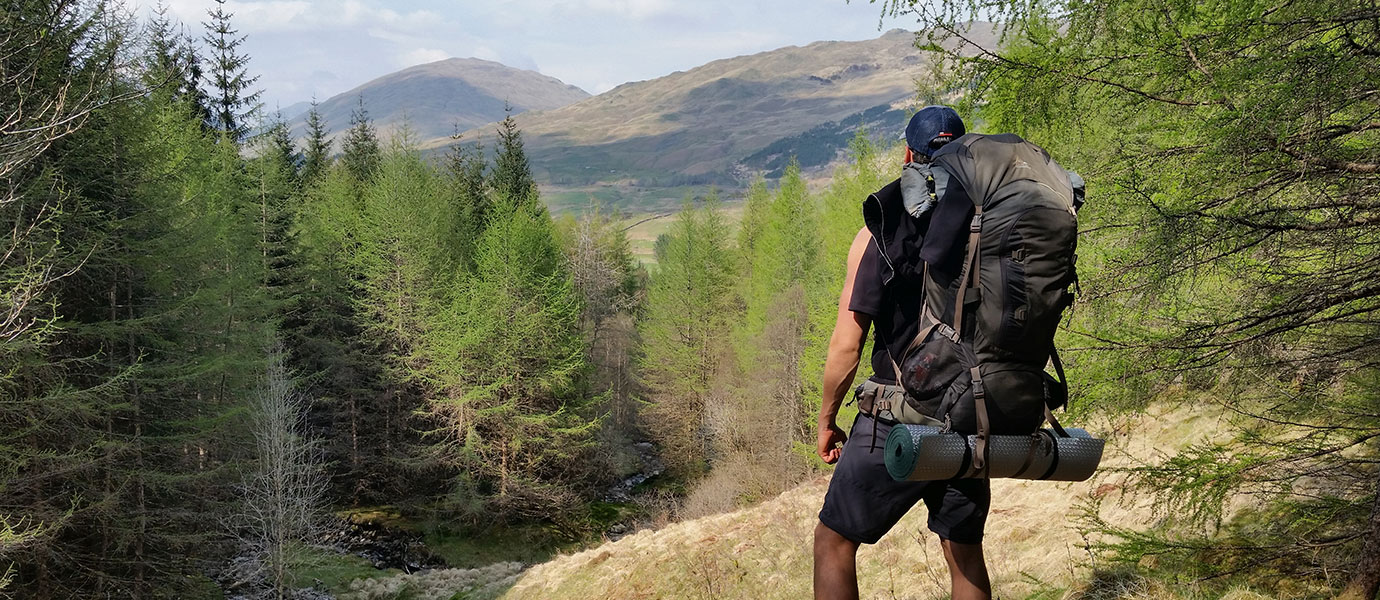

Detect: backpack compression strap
[952, 207, 990, 474]
[1046, 346, 1072, 438]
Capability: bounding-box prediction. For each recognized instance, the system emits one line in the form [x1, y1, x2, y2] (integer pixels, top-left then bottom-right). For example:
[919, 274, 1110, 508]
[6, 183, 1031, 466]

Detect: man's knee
[940, 538, 985, 567]
[814, 521, 859, 555]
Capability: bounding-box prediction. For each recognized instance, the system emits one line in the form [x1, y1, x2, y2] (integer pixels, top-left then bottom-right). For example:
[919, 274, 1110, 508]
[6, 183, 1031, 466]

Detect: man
[813, 106, 992, 600]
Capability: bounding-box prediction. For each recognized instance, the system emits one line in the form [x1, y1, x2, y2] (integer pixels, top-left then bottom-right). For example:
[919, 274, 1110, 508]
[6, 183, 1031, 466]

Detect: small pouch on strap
[896, 307, 969, 419]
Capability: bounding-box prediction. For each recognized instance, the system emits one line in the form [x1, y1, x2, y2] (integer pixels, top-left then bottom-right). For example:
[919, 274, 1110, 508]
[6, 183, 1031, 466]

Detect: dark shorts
[818, 413, 990, 545]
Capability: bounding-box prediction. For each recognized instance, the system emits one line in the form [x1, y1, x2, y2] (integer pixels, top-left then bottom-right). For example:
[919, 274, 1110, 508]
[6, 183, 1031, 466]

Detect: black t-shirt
[849, 240, 926, 384]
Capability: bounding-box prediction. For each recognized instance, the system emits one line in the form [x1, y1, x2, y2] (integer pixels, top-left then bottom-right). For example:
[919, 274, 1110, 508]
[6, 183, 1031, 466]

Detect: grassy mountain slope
[289, 58, 589, 145]
[497, 406, 1211, 600]
[345, 402, 1294, 600]
[439, 28, 999, 189]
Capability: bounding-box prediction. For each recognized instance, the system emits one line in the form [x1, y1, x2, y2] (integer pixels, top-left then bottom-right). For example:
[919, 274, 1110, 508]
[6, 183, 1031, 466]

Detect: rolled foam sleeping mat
[884, 424, 1104, 482]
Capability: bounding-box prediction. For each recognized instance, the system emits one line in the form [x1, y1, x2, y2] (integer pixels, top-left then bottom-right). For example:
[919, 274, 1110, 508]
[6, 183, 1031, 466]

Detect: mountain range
[289, 26, 1001, 205]
[437, 29, 968, 188]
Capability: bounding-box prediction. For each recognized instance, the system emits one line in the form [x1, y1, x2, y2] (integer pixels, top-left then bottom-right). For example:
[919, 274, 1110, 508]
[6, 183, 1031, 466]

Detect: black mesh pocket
[898, 331, 969, 419]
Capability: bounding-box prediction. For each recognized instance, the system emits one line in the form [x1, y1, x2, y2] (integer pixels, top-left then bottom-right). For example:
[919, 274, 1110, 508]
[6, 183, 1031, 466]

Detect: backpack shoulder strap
[949, 207, 983, 336]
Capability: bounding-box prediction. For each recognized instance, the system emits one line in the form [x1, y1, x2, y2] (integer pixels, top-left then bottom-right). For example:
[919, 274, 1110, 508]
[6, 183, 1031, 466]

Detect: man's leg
[813, 521, 860, 600]
[940, 538, 992, 600]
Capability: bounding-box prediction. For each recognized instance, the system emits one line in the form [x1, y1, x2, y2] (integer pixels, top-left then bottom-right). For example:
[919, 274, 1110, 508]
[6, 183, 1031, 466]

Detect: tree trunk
[349, 395, 361, 505]
[129, 270, 146, 597]
[1341, 484, 1380, 600]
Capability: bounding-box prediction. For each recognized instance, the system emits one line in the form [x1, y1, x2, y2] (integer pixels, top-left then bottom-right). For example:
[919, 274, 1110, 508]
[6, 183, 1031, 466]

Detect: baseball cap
[904, 105, 965, 158]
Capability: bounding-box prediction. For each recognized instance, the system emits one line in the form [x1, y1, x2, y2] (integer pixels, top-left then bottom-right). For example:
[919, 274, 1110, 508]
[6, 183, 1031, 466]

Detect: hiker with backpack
[813, 106, 1085, 600]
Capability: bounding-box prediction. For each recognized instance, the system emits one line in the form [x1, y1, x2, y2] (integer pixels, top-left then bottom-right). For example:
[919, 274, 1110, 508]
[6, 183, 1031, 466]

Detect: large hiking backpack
[889, 133, 1080, 472]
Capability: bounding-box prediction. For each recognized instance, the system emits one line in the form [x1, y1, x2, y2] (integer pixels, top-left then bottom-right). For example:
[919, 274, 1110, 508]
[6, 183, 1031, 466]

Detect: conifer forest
[1, 0, 1378, 598]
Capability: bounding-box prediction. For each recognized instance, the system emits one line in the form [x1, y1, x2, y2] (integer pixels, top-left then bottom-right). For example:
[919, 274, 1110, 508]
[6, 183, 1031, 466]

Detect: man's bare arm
[817, 227, 874, 463]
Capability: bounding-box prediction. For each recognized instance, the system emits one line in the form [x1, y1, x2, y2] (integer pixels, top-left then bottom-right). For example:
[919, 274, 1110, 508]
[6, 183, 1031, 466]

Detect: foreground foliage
[880, 0, 1380, 593]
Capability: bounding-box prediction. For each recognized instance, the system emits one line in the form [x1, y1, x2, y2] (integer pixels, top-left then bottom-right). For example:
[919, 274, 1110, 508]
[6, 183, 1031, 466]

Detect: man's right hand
[817, 422, 848, 464]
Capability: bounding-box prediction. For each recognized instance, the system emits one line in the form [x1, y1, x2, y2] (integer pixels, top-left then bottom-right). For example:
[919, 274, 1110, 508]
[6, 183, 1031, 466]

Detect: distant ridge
[288, 57, 589, 147]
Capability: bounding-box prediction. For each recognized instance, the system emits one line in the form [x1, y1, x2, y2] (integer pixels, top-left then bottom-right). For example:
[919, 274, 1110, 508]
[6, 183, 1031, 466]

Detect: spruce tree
[341, 96, 381, 182]
[300, 99, 332, 184]
[442, 132, 490, 269]
[491, 104, 539, 213]
[251, 114, 301, 296]
[145, 2, 207, 117]
[202, 0, 260, 140]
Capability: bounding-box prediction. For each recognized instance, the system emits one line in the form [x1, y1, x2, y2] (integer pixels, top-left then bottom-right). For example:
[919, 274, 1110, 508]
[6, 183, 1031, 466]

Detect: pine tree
[300, 99, 332, 184]
[202, 0, 260, 140]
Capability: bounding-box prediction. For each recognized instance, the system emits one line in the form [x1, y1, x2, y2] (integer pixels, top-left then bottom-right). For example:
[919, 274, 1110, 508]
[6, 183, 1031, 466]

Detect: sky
[131, 0, 915, 111]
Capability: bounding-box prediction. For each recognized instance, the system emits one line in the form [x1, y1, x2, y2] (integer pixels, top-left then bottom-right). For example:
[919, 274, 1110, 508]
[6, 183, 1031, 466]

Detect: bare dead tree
[231, 343, 327, 599]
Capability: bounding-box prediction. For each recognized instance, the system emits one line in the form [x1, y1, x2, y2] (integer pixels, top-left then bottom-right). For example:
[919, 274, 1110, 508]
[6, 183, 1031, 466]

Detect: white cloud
[573, 0, 677, 20]
[148, 0, 446, 32]
[398, 47, 450, 67]
[470, 45, 502, 63]
[222, 1, 313, 31]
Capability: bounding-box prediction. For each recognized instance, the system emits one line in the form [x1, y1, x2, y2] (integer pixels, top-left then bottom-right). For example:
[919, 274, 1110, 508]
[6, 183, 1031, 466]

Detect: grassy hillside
[338, 401, 1315, 600]
[287, 57, 589, 145]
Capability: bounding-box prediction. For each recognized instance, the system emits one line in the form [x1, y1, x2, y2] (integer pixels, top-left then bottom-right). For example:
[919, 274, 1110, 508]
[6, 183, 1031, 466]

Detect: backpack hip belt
[854, 379, 945, 427]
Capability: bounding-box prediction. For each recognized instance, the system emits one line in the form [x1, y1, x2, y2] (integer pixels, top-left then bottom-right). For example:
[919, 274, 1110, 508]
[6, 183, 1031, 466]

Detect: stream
[214, 441, 665, 598]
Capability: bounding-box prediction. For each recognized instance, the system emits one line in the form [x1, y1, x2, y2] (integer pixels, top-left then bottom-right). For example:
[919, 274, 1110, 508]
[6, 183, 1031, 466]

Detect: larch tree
[638, 195, 739, 476]
[739, 162, 826, 448]
[426, 192, 593, 523]
[292, 162, 388, 503]
[0, 0, 128, 594]
[559, 206, 645, 438]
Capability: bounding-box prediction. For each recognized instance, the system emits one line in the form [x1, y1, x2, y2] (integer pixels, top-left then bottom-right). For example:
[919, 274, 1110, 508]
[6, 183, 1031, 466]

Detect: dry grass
[496, 403, 1251, 600]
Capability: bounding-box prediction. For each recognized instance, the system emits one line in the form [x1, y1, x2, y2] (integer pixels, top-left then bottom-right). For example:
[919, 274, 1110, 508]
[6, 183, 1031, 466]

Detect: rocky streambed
[214, 441, 667, 599]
